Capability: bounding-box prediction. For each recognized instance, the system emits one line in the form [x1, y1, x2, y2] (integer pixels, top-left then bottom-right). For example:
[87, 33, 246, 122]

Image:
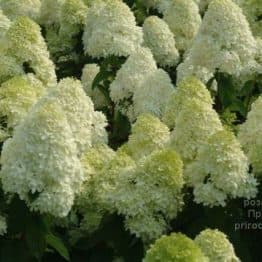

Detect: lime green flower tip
[144, 233, 208, 262]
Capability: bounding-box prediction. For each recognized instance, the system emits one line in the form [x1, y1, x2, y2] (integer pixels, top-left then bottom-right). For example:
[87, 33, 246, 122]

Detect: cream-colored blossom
[133, 69, 174, 120]
[44, 78, 108, 153]
[185, 130, 258, 206]
[177, 0, 258, 84]
[122, 114, 170, 161]
[110, 47, 157, 102]
[162, 76, 213, 129]
[83, 0, 143, 58]
[143, 16, 179, 67]
[163, 0, 201, 51]
[195, 229, 240, 262]
[238, 96, 262, 175]
[0, 99, 84, 217]
[110, 149, 184, 242]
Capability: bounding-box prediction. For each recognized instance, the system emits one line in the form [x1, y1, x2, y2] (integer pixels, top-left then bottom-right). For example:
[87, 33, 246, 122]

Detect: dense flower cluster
[5, 16, 57, 87]
[186, 130, 257, 206]
[166, 77, 223, 162]
[0, 74, 45, 129]
[177, 0, 259, 85]
[0, 78, 107, 217]
[143, 16, 179, 67]
[144, 229, 240, 262]
[83, 0, 142, 58]
[163, 0, 201, 51]
[144, 233, 208, 262]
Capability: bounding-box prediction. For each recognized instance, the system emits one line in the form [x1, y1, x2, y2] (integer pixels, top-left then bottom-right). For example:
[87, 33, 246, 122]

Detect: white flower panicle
[195, 229, 240, 262]
[167, 77, 223, 162]
[185, 130, 258, 207]
[163, 0, 202, 51]
[0, 99, 84, 217]
[110, 47, 157, 102]
[82, 0, 143, 58]
[81, 64, 108, 109]
[162, 76, 214, 129]
[0, 78, 108, 217]
[0, 74, 45, 128]
[177, 0, 258, 84]
[143, 16, 179, 67]
[121, 114, 170, 161]
[108, 149, 184, 242]
[238, 96, 262, 175]
[44, 78, 108, 153]
[0, 0, 41, 20]
[133, 69, 174, 120]
[5, 16, 57, 87]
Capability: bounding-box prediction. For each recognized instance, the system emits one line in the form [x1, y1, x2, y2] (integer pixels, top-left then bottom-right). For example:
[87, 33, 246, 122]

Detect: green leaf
[46, 233, 70, 261]
[92, 70, 112, 90]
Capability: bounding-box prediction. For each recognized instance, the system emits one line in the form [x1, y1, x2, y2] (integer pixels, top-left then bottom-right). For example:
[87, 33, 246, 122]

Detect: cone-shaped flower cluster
[166, 77, 223, 162]
[83, 0, 143, 58]
[163, 0, 201, 51]
[0, 78, 108, 217]
[143, 16, 179, 67]
[177, 0, 259, 84]
[133, 69, 174, 120]
[110, 47, 175, 122]
[238, 96, 262, 175]
[121, 114, 170, 161]
[185, 130, 257, 206]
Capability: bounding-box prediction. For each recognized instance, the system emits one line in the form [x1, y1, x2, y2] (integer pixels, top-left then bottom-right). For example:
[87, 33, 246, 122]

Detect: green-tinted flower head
[163, 76, 213, 128]
[144, 233, 208, 262]
[195, 229, 240, 262]
[6, 16, 57, 86]
[0, 74, 45, 128]
[124, 114, 170, 161]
